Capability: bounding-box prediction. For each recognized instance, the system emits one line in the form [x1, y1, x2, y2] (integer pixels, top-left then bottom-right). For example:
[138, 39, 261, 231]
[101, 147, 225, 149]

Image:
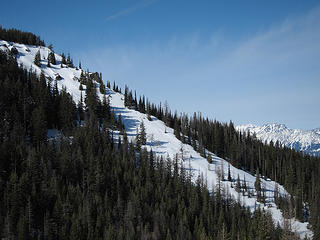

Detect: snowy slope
[0, 40, 84, 104]
[1, 40, 313, 239]
[109, 92, 312, 239]
[237, 123, 320, 157]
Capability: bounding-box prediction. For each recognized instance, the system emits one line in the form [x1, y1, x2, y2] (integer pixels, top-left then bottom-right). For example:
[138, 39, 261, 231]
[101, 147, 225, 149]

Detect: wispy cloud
[81, 5, 320, 129]
[105, 0, 157, 22]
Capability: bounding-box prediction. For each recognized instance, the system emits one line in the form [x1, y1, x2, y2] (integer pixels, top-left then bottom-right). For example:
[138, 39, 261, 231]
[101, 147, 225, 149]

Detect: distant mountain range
[236, 123, 320, 157]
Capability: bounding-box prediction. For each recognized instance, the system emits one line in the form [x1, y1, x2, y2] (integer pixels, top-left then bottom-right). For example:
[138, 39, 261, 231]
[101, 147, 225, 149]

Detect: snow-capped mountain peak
[237, 123, 320, 157]
[261, 123, 287, 133]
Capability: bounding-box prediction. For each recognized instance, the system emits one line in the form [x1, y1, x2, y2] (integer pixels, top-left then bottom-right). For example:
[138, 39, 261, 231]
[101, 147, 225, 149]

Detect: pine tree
[66, 53, 73, 67]
[61, 53, 66, 65]
[243, 175, 247, 192]
[255, 168, 261, 200]
[228, 164, 232, 181]
[136, 121, 147, 149]
[236, 174, 241, 193]
[147, 101, 152, 121]
[99, 82, 106, 94]
[207, 154, 212, 164]
[34, 50, 41, 67]
[48, 51, 56, 65]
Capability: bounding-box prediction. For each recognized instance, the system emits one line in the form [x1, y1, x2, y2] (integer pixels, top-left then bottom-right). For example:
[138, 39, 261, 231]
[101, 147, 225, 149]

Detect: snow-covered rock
[237, 123, 320, 157]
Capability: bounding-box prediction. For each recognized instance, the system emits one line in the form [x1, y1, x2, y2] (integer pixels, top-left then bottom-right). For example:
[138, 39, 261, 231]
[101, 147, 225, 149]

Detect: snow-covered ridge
[237, 123, 320, 157]
[0, 40, 84, 104]
[1, 40, 312, 239]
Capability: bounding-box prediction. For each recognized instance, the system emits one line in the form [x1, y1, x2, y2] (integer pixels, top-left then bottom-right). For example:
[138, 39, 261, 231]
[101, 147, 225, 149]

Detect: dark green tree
[61, 53, 66, 65]
[48, 51, 56, 65]
[228, 164, 232, 181]
[31, 106, 47, 145]
[34, 50, 41, 67]
[136, 121, 147, 149]
[255, 168, 261, 201]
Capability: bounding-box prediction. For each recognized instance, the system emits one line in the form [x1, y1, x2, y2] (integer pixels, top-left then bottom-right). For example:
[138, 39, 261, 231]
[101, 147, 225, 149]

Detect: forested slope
[0, 28, 318, 239]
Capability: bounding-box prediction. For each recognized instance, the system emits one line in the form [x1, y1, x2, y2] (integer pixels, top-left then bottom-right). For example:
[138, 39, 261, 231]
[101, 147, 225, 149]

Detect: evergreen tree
[99, 82, 106, 94]
[255, 168, 261, 200]
[34, 50, 41, 67]
[61, 53, 66, 65]
[147, 101, 152, 121]
[207, 154, 212, 164]
[66, 53, 73, 67]
[136, 121, 147, 149]
[236, 174, 241, 193]
[228, 164, 232, 181]
[48, 50, 56, 65]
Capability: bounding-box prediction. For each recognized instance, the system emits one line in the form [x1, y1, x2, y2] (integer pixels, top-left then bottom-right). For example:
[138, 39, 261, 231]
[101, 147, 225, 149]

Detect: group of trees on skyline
[0, 26, 45, 47]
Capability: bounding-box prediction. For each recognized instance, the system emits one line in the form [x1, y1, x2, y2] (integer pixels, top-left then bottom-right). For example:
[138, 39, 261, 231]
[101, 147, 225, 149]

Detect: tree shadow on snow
[106, 88, 116, 95]
[146, 140, 169, 147]
[111, 107, 140, 135]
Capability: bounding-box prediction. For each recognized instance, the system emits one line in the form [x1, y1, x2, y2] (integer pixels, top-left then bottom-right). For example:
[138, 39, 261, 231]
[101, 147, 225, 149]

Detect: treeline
[122, 84, 320, 238]
[0, 25, 45, 46]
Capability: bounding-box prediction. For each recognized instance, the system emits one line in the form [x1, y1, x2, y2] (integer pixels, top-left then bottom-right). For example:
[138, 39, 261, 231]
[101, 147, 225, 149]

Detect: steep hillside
[237, 124, 320, 157]
[0, 40, 83, 104]
[0, 39, 313, 239]
[109, 91, 312, 239]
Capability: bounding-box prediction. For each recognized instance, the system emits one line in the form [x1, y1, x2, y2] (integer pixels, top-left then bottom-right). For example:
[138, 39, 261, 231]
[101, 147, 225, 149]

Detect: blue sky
[1, 0, 320, 129]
